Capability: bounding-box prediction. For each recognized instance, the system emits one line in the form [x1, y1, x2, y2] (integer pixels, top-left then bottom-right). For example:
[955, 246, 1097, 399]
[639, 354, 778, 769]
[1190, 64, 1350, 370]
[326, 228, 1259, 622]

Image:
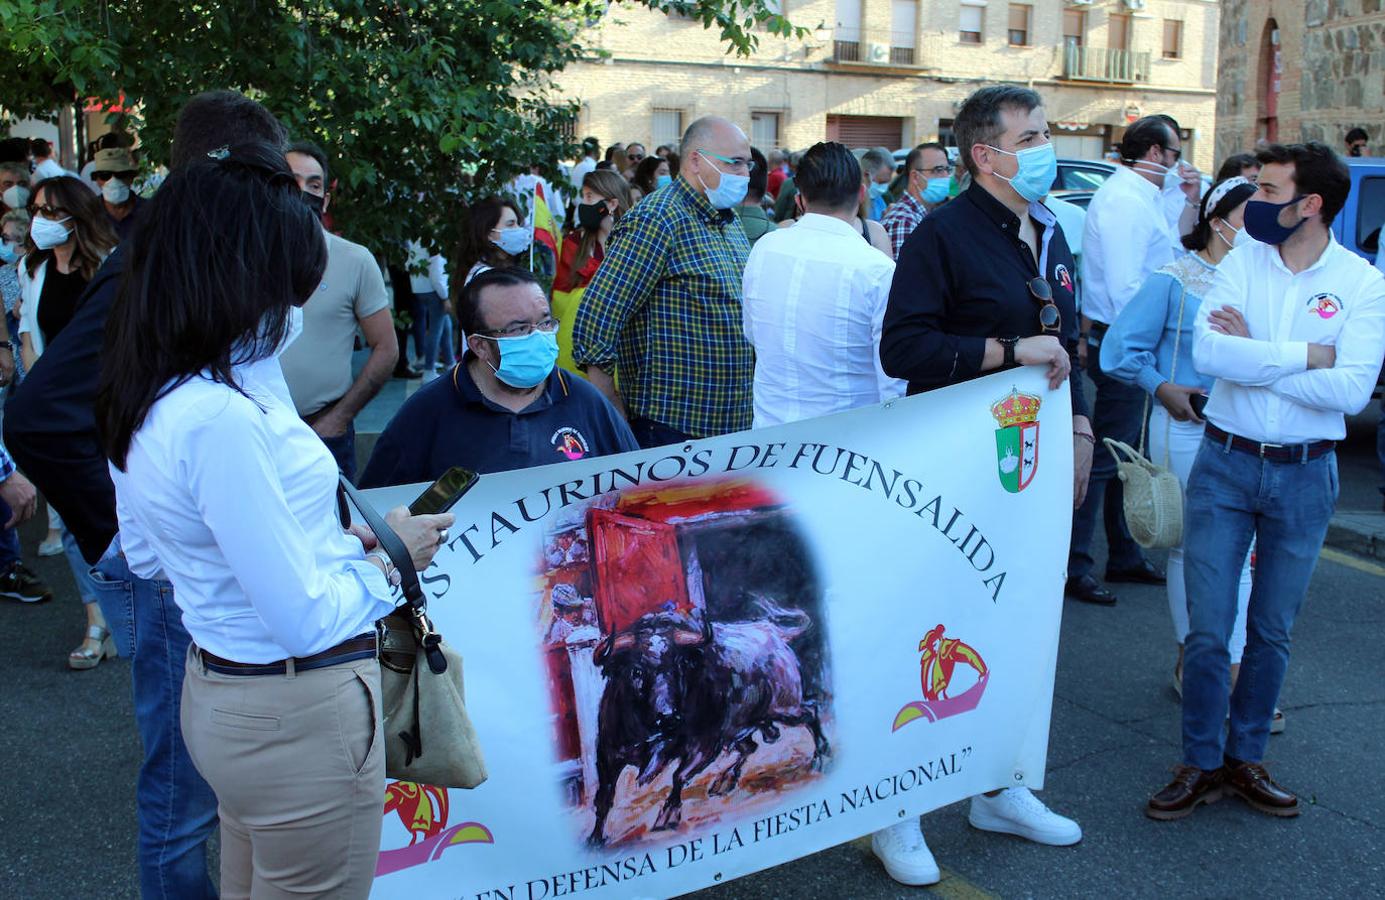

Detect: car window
[1061, 167, 1112, 191]
[1355, 176, 1385, 254]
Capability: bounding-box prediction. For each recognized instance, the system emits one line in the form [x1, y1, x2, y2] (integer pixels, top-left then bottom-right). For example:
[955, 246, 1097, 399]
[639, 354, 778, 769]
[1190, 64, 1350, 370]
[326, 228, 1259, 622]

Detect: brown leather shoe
[1222, 758, 1299, 817]
[1146, 765, 1224, 820]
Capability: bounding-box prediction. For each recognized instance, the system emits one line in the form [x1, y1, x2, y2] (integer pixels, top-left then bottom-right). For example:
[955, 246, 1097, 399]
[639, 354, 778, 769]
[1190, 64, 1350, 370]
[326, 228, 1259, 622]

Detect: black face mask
[1349, 145, 1364, 158]
[576, 201, 608, 231]
[301, 190, 325, 217]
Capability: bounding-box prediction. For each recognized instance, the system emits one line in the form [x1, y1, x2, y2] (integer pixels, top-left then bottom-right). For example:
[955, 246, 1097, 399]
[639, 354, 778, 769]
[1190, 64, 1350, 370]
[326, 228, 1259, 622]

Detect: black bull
[587, 601, 831, 846]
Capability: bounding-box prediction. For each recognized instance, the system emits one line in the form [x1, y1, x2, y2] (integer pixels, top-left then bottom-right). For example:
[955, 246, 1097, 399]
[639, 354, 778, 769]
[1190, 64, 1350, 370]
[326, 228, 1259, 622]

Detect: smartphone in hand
[1189, 392, 1208, 418]
[409, 467, 479, 517]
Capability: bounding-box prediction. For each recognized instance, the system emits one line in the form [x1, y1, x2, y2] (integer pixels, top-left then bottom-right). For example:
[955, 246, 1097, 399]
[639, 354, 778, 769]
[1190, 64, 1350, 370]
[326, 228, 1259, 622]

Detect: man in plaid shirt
[881, 143, 953, 259]
[572, 116, 755, 447]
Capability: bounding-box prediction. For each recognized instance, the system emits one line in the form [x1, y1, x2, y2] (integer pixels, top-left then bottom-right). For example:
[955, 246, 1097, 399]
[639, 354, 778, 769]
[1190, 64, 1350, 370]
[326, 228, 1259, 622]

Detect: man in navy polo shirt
[360, 267, 638, 487]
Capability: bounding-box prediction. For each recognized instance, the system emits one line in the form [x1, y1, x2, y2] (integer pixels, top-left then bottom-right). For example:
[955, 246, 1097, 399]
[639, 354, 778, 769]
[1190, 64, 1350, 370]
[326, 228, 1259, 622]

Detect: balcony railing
[890, 46, 915, 64]
[834, 27, 861, 62]
[1062, 45, 1150, 83]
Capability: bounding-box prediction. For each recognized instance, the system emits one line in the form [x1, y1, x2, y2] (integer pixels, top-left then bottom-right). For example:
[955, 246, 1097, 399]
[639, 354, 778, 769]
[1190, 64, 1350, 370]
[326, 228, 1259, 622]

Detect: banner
[366, 367, 1073, 900]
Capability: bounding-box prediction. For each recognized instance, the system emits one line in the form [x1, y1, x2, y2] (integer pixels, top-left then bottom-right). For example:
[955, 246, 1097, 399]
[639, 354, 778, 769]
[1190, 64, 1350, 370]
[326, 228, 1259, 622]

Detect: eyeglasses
[92, 170, 137, 182]
[1027, 277, 1061, 336]
[27, 203, 69, 219]
[1162, 146, 1183, 163]
[626, 153, 645, 163]
[914, 164, 951, 177]
[697, 149, 756, 173]
[474, 317, 560, 339]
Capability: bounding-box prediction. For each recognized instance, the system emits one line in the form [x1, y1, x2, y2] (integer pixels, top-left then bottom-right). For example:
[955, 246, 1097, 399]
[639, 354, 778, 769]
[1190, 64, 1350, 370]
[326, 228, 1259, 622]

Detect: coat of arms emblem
[992, 388, 1041, 494]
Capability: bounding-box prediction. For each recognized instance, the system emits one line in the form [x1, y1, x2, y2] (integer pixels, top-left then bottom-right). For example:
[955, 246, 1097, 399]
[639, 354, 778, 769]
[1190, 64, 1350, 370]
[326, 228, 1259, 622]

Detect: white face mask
[1212, 221, 1252, 250]
[29, 215, 72, 250]
[1133, 157, 1181, 192]
[102, 178, 131, 204]
[2, 185, 29, 210]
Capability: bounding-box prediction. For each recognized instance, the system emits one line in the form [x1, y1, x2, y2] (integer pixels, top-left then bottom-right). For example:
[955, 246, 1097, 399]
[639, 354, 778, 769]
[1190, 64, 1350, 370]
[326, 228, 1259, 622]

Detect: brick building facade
[1216, 1, 1385, 162]
[560, 0, 1219, 169]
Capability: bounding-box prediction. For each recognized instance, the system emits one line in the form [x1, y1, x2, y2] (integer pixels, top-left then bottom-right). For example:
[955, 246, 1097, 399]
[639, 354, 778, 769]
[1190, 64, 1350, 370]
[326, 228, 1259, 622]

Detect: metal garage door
[826, 115, 904, 149]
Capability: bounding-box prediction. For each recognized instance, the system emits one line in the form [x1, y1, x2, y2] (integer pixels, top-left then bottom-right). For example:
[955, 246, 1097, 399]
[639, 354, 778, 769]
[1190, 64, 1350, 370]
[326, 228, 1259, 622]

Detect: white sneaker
[968, 787, 1082, 846]
[38, 535, 63, 557]
[870, 818, 939, 886]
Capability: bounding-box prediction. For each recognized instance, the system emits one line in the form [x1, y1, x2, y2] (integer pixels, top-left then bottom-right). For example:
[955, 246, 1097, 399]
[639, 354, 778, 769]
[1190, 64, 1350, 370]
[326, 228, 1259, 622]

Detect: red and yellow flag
[532, 182, 560, 255]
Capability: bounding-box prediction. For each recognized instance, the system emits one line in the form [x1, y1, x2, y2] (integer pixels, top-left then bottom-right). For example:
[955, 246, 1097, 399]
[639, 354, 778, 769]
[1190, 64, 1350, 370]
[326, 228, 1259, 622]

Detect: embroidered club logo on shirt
[551, 427, 590, 460]
[1307, 292, 1341, 319]
[1054, 264, 1072, 294]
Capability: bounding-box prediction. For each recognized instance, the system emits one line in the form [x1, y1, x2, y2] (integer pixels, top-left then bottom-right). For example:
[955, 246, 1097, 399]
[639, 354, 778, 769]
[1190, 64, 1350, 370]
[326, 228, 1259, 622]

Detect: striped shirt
[572, 176, 754, 438]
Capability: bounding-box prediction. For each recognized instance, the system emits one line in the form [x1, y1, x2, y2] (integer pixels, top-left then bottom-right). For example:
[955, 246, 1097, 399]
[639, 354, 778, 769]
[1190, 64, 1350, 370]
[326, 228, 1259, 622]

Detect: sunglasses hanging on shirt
[1027, 277, 1061, 336]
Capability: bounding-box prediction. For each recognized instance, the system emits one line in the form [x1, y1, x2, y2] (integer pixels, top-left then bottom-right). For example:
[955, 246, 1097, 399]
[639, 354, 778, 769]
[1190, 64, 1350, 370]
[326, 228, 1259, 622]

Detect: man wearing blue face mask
[1148, 142, 1385, 821]
[881, 143, 951, 259]
[877, 85, 1091, 886]
[360, 266, 637, 487]
[572, 115, 756, 448]
[860, 147, 895, 222]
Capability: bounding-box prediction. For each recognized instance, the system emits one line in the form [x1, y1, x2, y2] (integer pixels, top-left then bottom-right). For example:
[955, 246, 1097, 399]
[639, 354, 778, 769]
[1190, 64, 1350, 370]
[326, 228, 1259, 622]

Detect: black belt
[1205, 423, 1335, 463]
[200, 633, 377, 676]
[1086, 320, 1110, 345]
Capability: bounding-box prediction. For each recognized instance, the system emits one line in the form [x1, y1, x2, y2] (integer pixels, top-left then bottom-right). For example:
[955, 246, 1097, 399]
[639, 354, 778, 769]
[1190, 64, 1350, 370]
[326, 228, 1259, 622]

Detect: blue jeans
[1180, 437, 1338, 770]
[1376, 395, 1384, 500]
[63, 529, 98, 605]
[0, 499, 19, 566]
[1069, 347, 1147, 579]
[629, 417, 693, 450]
[418, 290, 455, 370]
[318, 418, 357, 484]
[89, 542, 219, 899]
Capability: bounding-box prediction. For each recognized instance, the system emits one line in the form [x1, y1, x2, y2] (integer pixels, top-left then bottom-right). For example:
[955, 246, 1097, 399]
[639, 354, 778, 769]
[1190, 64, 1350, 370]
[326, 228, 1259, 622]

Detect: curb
[1324, 512, 1385, 562]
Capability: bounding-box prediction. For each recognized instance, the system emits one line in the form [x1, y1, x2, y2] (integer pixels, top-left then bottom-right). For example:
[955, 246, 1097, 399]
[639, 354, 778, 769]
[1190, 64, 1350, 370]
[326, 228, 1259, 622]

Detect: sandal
[1172, 664, 1183, 699]
[69, 624, 116, 670]
[1270, 708, 1286, 735]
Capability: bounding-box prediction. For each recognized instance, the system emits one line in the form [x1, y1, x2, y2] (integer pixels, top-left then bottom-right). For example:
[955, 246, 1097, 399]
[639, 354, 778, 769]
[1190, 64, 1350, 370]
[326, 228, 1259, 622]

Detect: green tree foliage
[1, 0, 798, 261]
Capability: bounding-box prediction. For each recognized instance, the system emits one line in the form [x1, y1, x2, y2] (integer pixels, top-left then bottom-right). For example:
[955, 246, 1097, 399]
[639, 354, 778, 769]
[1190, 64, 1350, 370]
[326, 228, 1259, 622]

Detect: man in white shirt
[406, 240, 452, 378]
[1148, 142, 1385, 821]
[29, 138, 71, 181]
[280, 141, 398, 482]
[742, 140, 904, 428]
[1069, 116, 1199, 605]
[569, 136, 600, 193]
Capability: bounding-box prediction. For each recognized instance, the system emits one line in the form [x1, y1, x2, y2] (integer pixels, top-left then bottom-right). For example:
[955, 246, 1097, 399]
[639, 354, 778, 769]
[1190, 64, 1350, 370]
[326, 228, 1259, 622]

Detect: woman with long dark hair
[459, 195, 527, 287]
[553, 171, 631, 375]
[17, 174, 117, 667]
[1100, 176, 1277, 728]
[632, 154, 671, 200]
[98, 142, 453, 898]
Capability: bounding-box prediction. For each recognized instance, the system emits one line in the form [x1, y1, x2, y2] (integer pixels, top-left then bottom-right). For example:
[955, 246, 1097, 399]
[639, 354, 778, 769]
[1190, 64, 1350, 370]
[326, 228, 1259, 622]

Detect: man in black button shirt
[874, 84, 1092, 888]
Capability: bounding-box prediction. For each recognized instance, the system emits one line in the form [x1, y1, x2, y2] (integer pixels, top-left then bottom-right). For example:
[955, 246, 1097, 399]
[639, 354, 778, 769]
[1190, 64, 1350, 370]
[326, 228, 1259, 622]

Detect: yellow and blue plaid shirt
[571, 177, 754, 438]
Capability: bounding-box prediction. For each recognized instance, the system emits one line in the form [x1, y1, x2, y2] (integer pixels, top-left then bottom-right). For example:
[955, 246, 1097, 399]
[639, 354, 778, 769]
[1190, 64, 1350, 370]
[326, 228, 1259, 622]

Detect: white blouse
[111, 333, 393, 663]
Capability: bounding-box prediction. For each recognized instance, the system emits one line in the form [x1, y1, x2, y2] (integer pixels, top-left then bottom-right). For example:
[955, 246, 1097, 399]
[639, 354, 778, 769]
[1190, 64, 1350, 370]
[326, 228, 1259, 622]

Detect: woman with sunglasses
[1098, 176, 1281, 731]
[17, 174, 118, 668]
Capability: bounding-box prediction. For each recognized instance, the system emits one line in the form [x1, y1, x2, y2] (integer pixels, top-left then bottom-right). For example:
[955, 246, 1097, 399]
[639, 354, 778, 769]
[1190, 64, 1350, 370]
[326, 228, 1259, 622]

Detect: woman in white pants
[1101, 175, 1280, 733]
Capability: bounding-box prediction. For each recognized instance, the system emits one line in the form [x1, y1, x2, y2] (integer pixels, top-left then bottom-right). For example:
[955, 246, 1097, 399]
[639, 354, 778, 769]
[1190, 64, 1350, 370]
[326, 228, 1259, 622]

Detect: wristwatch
[367, 550, 402, 588]
[0, 341, 13, 351]
[998, 336, 1018, 368]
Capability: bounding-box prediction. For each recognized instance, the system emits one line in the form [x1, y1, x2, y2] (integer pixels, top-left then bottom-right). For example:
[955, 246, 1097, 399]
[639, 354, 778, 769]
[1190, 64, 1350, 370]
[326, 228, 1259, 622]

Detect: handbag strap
[1160, 280, 1191, 470]
[338, 478, 424, 610]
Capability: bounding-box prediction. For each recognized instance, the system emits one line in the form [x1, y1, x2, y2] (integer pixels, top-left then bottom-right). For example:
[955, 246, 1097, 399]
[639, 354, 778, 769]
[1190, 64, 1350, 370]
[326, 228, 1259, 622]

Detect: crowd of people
[0, 84, 1382, 899]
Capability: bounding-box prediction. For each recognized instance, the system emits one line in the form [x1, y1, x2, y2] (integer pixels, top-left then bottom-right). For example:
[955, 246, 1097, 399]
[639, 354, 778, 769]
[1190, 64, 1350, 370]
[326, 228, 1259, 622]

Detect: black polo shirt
[358, 357, 640, 488]
[880, 182, 1087, 418]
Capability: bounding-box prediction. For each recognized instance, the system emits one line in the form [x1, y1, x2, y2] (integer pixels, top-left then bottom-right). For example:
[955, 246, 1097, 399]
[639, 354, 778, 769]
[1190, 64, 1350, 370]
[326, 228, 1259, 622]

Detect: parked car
[1335, 157, 1385, 262]
[1053, 159, 1118, 193]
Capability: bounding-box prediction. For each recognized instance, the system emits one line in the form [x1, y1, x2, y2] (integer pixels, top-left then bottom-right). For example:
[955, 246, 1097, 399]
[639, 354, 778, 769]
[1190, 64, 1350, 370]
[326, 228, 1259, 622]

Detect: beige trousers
[181, 646, 384, 899]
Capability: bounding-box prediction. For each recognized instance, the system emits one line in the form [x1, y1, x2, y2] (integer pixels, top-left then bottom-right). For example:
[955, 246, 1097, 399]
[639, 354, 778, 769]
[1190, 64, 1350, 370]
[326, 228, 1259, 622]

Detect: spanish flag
[532, 181, 560, 255]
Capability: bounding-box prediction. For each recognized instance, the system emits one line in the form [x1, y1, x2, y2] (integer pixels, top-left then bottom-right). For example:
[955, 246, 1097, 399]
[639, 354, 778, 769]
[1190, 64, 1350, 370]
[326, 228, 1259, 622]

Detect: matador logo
[892, 624, 989, 731]
[376, 781, 494, 877]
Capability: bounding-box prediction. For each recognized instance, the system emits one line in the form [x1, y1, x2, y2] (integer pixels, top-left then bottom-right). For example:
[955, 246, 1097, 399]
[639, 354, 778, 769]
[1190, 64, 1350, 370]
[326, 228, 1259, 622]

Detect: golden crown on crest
[991, 388, 1042, 428]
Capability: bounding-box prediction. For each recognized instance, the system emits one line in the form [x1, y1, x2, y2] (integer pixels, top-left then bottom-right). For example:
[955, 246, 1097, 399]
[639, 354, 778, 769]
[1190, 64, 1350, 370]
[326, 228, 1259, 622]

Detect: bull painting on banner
[365, 367, 1074, 900]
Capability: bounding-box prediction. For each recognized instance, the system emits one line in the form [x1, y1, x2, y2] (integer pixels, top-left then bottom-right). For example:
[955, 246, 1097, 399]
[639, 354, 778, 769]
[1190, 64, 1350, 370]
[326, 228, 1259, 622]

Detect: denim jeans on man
[318, 418, 357, 484]
[1180, 437, 1338, 771]
[418, 290, 456, 372]
[89, 539, 219, 899]
[629, 417, 694, 451]
[1069, 345, 1147, 578]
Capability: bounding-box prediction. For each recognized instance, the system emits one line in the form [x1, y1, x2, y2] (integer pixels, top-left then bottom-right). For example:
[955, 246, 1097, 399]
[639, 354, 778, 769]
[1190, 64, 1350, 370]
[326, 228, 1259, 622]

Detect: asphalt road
[1, 419, 1380, 900]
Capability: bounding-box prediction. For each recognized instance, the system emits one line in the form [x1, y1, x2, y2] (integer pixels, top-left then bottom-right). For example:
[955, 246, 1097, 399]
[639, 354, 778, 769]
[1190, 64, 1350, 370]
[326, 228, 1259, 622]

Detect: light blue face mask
[482, 329, 559, 389]
[493, 226, 532, 256]
[0, 242, 17, 264]
[869, 181, 888, 199]
[656, 174, 673, 190]
[697, 152, 749, 209]
[921, 177, 951, 204]
[986, 142, 1058, 203]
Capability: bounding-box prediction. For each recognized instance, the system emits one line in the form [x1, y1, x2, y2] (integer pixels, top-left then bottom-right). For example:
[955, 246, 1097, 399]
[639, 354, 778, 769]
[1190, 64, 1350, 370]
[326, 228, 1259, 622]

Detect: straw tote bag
[1102, 282, 1189, 550]
[339, 479, 488, 790]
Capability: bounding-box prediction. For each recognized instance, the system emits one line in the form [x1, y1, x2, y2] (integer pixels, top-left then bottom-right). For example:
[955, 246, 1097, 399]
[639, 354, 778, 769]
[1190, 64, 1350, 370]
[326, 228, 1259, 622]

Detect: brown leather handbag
[339, 479, 487, 789]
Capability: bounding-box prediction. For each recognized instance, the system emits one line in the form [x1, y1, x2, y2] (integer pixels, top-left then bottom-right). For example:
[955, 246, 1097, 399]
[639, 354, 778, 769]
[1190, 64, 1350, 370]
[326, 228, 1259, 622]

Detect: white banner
[366, 367, 1073, 900]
